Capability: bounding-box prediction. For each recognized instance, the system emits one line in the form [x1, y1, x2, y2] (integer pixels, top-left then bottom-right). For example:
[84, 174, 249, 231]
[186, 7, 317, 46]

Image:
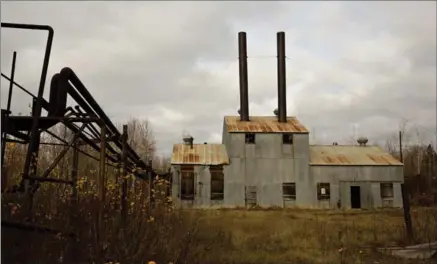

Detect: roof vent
[333, 142, 338, 145]
[183, 135, 194, 149]
[357, 137, 368, 146]
[273, 108, 279, 116]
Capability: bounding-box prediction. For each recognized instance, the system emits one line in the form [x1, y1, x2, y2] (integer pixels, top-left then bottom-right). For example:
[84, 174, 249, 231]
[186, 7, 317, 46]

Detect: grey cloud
[1, 1, 435, 156]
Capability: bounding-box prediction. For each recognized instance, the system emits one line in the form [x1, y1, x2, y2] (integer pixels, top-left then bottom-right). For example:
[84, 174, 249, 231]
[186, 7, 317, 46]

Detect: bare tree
[118, 118, 157, 162]
[153, 155, 171, 172]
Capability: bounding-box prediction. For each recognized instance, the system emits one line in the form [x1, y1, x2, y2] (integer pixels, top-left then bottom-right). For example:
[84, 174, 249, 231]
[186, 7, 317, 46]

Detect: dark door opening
[350, 186, 361, 209]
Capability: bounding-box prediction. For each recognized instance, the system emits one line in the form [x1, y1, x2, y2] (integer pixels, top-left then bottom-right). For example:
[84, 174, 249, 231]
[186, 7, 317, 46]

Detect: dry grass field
[188, 207, 437, 264]
[2, 185, 437, 263]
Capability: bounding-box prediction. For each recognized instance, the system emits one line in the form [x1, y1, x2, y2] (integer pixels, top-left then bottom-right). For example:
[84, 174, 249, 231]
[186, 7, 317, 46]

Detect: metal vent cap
[357, 137, 368, 146]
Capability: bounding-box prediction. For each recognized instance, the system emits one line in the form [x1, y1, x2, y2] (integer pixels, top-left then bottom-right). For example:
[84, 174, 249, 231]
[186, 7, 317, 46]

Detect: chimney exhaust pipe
[277, 31, 287, 123]
[238, 32, 249, 121]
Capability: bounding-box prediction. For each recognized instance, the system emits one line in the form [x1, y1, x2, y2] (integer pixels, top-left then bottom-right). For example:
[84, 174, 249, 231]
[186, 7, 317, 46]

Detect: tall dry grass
[186, 208, 437, 264]
[1, 170, 200, 264]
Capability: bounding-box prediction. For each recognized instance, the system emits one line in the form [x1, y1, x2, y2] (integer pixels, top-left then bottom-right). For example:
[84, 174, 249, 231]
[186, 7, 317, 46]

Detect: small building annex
[170, 139, 230, 208]
[169, 31, 404, 209]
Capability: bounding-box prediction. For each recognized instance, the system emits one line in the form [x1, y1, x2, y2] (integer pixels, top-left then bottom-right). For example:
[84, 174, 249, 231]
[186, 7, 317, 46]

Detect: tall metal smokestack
[238, 32, 249, 121]
[277, 31, 287, 123]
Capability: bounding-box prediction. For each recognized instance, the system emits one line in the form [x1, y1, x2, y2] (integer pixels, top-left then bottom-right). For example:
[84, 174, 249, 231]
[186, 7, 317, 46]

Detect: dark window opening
[245, 133, 255, 144]
[317, 183, 330, 200]
[210, 166, 224, 200]
[380, 183, 394, 199]
[282, 183, 296, 200]
[181, 166, 194, 200]
[283, 133, 293, 144]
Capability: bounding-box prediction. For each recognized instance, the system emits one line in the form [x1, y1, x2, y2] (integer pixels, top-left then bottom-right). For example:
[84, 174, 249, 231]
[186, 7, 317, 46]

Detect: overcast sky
[1, 1, 436, 156]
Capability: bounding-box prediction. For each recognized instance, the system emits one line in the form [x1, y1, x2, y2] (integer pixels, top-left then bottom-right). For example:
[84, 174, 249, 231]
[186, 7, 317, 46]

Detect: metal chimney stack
[277, 32, 287, 123]
[238, 32, 249, 121]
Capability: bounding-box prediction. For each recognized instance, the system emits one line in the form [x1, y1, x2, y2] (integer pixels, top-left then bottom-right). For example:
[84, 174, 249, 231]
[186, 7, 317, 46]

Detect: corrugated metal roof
[171, 144, 229, 165]
[309, 145, 403, 166]
[224, 116, 309, 133]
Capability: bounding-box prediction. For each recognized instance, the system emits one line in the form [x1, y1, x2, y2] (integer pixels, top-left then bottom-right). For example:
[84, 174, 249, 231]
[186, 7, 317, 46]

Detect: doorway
[350, 186, 361, 209]
[245, 186, 257, 208]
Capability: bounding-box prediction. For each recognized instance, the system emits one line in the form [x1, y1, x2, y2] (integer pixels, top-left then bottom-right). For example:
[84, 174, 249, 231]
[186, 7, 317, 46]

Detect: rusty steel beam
[1, 23, 55, 187]
[121, 124, 128, 224]
[1, 51, 17, 167]
[23, 176, 73, 185]
[2, 220, 74, 237]
[39, 123, 87, 179]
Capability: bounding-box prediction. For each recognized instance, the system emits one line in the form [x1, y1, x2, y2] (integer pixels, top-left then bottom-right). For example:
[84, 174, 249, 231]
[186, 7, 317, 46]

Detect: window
[245, 133, 255, 144]
[180, 167, 194, 200]
[317, 183, 330, 200]
[283, 133, 293, 144]
[380, 183, 394, 199]
[210, 166, 224, 200]
[282, 183, 296, 200]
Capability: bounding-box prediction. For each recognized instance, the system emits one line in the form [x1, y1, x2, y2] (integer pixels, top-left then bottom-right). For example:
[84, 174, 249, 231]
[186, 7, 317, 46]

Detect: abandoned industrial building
[170, 32, 404, 209]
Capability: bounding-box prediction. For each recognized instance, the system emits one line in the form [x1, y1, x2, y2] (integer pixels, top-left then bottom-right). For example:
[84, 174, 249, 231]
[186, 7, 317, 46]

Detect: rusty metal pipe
[238, 32, 249, 121]
[1, 23, 55, 183]
[60, 67, 145, 168]
[1, 51, 17, 166]
[277, 32, 287, 123]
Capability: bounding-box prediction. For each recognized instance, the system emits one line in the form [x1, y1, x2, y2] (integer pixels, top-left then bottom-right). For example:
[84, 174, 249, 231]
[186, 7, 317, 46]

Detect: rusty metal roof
[224, 116, 309, 133]
[171, 144, 229, 165]
[309, 145, 403, 166]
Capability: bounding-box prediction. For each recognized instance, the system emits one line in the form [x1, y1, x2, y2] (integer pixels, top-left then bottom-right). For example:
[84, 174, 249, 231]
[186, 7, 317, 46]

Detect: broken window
[210, 166, 224, 200]
[282, 183, 296, 200]
[380, 183, 394, 199]
[245, 133, 255, 144]
[283, 133, 293, 144]
[317, 183, 330, 200]
[180, 167, 194, 200]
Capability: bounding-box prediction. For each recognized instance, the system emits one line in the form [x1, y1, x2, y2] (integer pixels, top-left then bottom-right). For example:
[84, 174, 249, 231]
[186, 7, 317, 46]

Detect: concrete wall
[170, 121, 404, 209]
[309, 166, 404, 209]
[222, 129, 311, 208]
[171, 165, 224, 209]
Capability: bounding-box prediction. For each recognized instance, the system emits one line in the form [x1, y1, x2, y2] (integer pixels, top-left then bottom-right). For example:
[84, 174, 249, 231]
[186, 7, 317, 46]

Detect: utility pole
[148, 159, 153, 215]
[399, 130, 403, 162]
[399, 130, 414, 242]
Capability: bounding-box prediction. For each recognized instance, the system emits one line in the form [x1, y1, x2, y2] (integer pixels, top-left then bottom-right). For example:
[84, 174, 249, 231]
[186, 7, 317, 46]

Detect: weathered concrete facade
[171, 164, 226, 209]
[170, 116, 404, 209]
[170, 143, 228, 209]
[309, 166, 404, 209]
[221, 130, 312, 208]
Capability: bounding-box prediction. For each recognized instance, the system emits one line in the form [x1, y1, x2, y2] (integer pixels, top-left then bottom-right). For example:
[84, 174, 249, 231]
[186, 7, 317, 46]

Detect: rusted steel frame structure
[1, 23, 151, 178]
[1, 23, 170, 239]
[1, 23, 54, 195]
